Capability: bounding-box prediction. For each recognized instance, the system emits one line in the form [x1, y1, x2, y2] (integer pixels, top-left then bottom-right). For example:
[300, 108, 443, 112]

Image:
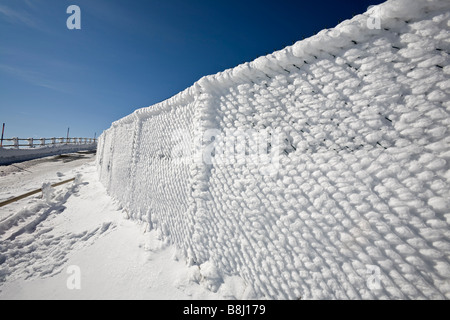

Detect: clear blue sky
[0, 0, 385, 139]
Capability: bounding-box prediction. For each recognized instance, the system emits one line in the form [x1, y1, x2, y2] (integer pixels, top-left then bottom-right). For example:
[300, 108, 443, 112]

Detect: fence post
[0, 123, 4, 147]
[51, 137, 56, 146]
[40, 138, 45, 147]
[13, 137, 19, 149]
[28, 138, 33, 148]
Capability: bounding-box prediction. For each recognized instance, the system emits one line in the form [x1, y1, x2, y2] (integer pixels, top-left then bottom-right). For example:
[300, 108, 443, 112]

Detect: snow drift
[0, 143, 97, 166]
[97, 0, 450, 299]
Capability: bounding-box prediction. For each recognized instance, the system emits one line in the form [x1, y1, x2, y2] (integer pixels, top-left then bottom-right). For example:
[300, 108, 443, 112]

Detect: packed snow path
[98, 0, 450, 299]
[0, 157, 249, 299]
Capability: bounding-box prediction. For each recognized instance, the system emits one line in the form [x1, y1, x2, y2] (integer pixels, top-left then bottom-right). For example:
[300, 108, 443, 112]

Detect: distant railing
[0, 137, 97, 149]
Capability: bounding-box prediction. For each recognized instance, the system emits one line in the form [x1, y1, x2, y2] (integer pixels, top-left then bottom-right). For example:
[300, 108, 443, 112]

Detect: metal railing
[0, 137, 97, 149]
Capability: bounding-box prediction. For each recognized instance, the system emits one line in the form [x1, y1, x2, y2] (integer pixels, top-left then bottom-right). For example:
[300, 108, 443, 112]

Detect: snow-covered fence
[97, 0, 450, 299]
[0, 137, 96, 149]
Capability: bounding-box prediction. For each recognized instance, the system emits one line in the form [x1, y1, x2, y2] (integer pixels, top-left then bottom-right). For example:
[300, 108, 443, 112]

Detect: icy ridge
[97, 0, 450, 299]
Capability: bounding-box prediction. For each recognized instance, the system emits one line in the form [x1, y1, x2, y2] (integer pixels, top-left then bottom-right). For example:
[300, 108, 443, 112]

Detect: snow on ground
[0, 151, 96, 223]
[0, 157, 249, 299]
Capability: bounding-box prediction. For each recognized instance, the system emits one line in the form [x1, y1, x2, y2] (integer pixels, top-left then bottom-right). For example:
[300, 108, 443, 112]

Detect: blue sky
[0, 0, 385, 139]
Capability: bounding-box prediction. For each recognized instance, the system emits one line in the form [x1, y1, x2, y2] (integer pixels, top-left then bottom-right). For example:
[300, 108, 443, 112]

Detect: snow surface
[0, 143, 97, 166]
[97, 0, 450, 299]
[0, 158, 250, 299]
[0, 152, 96, 229]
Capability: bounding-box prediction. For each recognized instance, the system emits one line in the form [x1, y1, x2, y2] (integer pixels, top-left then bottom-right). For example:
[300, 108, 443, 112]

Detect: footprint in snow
[56, 172, 64, 177]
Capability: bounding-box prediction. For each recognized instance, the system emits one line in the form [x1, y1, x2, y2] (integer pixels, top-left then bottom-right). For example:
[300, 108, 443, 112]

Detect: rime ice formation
[97, 0, 450, 299]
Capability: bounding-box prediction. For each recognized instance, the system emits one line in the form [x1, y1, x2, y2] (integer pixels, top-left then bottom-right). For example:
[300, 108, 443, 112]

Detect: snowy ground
[0, 151, 96, 222]
[0, 155, 249, 300]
